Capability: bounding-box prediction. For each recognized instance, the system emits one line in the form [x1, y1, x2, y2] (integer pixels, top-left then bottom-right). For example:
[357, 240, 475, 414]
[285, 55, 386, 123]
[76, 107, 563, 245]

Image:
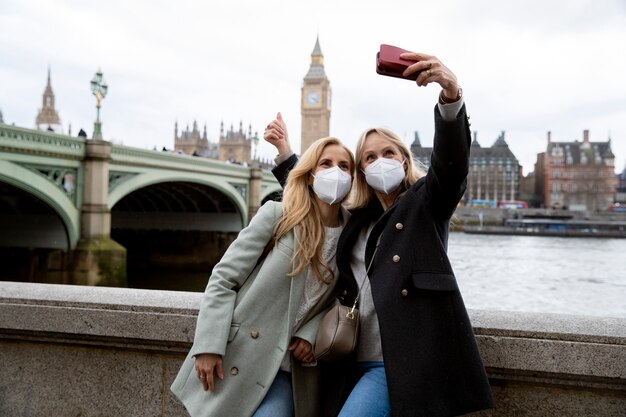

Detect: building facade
[35, 68, 63, 133]
[412, 130, 521, 204]
[218, 121, 254, 165]
[300, 37, 331, 153]
[174, 121, 219, 158]
[540, 130, 617, 211]
[617, 165, 626, 204]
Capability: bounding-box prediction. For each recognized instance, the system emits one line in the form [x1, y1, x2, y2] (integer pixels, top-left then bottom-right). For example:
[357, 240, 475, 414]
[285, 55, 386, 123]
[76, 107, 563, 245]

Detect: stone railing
[0, 281, 624, 417]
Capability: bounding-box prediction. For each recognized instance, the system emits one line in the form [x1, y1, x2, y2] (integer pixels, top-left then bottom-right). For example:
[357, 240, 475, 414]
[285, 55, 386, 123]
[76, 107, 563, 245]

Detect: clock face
[306, 91, 320, 105]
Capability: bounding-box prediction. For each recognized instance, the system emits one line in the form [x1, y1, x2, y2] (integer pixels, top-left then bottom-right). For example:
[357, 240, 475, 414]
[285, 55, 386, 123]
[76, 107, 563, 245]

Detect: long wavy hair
[274, 137, 355, 283]
[347, 127, 425, 210]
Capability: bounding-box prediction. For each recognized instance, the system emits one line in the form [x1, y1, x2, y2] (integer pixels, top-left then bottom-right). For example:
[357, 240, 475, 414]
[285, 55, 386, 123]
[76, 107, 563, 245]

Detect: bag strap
[348, 236, 381, 318]
[254, 237, 276, 269]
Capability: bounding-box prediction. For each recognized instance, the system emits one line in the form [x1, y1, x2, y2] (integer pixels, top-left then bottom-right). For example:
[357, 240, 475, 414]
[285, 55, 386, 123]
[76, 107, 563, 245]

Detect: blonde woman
[171, 128, 354, 417]
[269, 51, 494, 416]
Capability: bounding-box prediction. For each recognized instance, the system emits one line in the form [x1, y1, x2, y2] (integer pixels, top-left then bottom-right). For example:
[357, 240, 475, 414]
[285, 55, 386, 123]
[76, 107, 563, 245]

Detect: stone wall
[0, 281, 624, 417]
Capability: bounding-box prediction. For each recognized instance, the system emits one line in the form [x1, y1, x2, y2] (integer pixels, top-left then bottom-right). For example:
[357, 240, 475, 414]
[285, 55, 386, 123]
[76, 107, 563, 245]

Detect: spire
[35, 67, 62, 131]
[312, 35, 323, 62]
[493, 130, 508, 147]
[203, 124, 207, 140]
[0, 108, 4, 124]
[304, 36, 327, 80]
[411, 131, 421, 147]
[174, 121, 178, 139]
[471, 131, 481, 147]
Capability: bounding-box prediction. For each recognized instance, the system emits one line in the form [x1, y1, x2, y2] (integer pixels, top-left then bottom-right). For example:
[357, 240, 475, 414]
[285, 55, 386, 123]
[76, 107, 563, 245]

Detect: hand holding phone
[376, 44, 421, 81]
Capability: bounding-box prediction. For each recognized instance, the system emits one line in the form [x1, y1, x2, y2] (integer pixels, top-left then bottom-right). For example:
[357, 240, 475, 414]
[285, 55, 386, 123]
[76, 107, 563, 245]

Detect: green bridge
[0, 123, 282, 287]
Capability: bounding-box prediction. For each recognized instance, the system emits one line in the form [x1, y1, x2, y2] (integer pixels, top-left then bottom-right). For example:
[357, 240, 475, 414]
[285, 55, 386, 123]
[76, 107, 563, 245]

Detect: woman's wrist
[440, 86, 462, 104]
[276, 143, 292, 157]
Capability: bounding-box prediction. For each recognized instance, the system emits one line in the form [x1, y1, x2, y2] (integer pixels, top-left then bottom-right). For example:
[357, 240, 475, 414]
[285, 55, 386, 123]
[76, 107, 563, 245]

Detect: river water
[447, 233, 626, 318]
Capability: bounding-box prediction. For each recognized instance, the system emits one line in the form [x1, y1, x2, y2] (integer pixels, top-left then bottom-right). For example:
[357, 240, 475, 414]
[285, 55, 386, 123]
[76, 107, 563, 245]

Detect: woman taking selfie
[171, 134, 355, 417]
[266, 50, 494, 416]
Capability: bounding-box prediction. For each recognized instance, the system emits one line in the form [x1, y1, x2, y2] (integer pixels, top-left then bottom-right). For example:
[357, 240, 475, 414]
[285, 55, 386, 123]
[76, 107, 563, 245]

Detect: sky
[1, 0, 626, 175]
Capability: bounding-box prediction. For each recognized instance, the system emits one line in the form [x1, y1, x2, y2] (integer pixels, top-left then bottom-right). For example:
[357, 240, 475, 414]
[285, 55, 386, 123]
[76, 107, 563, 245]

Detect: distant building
[533, 152, 546, 207]
[301, 36, 331, 153]
[173, 120, 274, 169]
[519, 171, 542, 208]
[616, 165, 626, 204]
[35, 68, 63, 133]
[0, 108, 4, 124]
[412, 130, 522, 203]
[538, 130, 617, 211]
[174, 121, 218, 158]
[219, 121, 254, 165]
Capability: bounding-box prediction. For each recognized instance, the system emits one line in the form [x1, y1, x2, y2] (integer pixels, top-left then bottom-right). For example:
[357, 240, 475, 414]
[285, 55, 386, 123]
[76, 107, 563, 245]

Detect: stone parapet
[0, 281, 624, 416]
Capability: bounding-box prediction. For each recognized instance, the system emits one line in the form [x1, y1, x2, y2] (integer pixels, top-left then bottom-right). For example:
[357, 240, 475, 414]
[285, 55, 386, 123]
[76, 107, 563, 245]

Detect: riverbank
[453, 206, 626, 238]
[463, 224, 626, 238]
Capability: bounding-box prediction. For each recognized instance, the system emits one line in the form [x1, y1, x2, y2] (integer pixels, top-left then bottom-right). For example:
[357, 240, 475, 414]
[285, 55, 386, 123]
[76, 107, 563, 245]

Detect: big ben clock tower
[301, 36, 331, 153]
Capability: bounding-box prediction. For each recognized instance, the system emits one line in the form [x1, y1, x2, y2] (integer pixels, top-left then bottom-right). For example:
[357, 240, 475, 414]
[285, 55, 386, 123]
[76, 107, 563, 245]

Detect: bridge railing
[110, 143, 253, 179]
[0, 281, 624, 417]
[0, 123, 85, 158]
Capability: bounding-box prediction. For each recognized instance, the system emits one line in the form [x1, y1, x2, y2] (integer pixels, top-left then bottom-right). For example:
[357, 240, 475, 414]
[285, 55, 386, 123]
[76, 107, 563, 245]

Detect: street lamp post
[90, 69, 108, 140]
[252, 131, 260, 162]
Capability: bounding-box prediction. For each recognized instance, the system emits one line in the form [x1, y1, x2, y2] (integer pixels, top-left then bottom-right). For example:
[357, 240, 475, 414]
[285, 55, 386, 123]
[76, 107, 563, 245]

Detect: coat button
[342, 290, 347, 296]
[392, 255, 400, 263]
[395, 222, 404, 230]
[250, 330, 259, 339]
[230, 367, 239, 376]
[401, 289, 408, 297]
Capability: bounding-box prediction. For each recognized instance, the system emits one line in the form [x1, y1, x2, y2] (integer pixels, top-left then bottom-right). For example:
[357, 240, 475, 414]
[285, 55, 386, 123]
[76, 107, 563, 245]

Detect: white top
[351, 222, 384, 362]
[280, 225, 344, 372]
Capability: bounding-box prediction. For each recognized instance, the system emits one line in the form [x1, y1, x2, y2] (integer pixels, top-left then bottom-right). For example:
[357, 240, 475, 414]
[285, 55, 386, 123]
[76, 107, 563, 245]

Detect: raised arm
[264, 111, 292, 157]
[264, 112, 298, 188]
[402, 51, 470, 218]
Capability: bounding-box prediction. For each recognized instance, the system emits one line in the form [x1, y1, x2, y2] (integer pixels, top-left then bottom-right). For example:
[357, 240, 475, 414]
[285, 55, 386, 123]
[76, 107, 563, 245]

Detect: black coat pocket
[411, 272, 458, 291]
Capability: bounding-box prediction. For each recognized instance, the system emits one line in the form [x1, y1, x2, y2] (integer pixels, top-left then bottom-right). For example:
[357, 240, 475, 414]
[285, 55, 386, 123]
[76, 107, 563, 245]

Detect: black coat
[272, 105, 494, 416]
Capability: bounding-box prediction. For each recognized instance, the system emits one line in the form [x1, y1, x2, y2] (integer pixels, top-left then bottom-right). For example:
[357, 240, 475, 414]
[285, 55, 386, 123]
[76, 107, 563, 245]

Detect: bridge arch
[0, 160, 79, 249]
[108, 171, 249, 226]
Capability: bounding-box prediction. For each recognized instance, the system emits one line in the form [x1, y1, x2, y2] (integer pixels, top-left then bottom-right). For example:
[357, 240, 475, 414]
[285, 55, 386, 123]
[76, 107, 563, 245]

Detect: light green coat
[171, 201, 347, 417]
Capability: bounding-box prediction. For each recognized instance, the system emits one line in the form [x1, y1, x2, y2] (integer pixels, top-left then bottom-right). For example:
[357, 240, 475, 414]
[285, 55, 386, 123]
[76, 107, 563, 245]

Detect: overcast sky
[1, 0, 625, 175]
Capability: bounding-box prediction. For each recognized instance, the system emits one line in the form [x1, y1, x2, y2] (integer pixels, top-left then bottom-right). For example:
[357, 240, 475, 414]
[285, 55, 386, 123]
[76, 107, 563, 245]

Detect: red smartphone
[376, 44, 420, 81]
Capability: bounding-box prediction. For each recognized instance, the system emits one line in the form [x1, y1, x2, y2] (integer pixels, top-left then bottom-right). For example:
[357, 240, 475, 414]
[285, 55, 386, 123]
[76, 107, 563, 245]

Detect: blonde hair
[274, 137, 355, 283]
[347, 127, 425, 210]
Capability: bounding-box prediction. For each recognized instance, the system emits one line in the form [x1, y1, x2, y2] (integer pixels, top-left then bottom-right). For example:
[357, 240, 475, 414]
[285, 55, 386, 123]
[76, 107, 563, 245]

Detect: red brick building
[540, 130, 617, 211]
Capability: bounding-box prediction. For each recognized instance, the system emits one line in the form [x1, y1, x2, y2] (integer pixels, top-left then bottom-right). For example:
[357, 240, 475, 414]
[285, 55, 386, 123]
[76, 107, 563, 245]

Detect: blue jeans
[253, 370, 294, 417]
[338, 362, 391, 417]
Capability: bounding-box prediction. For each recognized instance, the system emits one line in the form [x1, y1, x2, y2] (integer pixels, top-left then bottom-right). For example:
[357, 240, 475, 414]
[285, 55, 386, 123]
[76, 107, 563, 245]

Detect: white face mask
[363, 158, 405, 194]
[312, 166, 352, 205]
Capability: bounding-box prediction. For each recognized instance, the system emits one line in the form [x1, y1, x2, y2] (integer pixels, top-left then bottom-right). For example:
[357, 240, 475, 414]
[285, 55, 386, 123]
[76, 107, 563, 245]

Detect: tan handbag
[313, 302, 359, 362]
[314, 244, 379, 362]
